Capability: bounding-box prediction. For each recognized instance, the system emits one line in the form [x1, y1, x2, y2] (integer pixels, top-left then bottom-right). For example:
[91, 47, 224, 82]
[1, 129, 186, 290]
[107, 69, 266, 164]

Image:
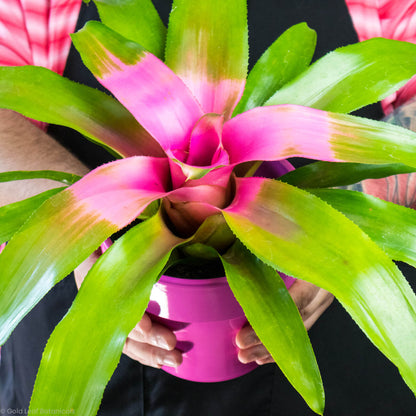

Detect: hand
[122, 313, 182, 369]
[236, 280, 334, 365]
[75, 253, 332, 368]
[74, 251, 182, 369]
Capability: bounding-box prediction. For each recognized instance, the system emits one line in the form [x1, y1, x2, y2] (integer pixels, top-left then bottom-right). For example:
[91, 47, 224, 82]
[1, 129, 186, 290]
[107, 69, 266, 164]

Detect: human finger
[235, 323, 261, 349]
[289, 280, 334, 330]
[123, 336, 182, 368]
[238, 342, 273, 365]
[129, 313, 177, 351]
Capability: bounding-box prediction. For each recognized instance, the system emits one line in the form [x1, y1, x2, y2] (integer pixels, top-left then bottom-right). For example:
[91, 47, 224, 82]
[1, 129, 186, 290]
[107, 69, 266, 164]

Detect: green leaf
[93, 0, 166, 59]
[0, 170, 81, 185]
[223, 177, 416, 395]
[71, 20, 148, 77]
[221, 241, 324, 415]
[29, 213, 184, 415]
[309, 188, 416, 268]
[180, 212, 235, 259]
[0, 188, 115, 345]
[0, 188, 64, 245]
[266, 38, 416, 113]
[0, 66, 164, 158]
[186, 214, 236, 253]
[0, 156, 169, 345]
[165, 0, 248, 118]
[280, 162, 416, 188]
[233, 23, 316, 116]
[137, 199, 160, 220]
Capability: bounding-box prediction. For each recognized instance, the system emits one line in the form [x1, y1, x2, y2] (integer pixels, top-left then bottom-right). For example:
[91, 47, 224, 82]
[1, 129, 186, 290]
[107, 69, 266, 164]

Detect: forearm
[0, 109, 88, 205]
[340, 174, 416, 209]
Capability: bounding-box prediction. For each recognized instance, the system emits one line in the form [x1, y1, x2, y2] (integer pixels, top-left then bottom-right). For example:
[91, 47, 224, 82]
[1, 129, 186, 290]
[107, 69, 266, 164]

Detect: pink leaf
[185, 78, 246, 121]
[166, 114, 230, 181]
[223, 177, 264, 217]
[186, 165, 234, 189]
[165, 0, 248, 119]
[222, 105, 416, 167]
[100, 53, 203, 155]
[163, 199, 222, 237]
[70, 156, 170, 227]
[72, 22, 204, 155]
[187, 114, 227, 167]
[222, 105, 335, 164]
[163, 170, 233, 236]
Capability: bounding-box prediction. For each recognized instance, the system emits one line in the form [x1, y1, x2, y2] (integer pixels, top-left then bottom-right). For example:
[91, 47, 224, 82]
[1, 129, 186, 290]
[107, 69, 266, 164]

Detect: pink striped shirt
[0, 0, 82, 75]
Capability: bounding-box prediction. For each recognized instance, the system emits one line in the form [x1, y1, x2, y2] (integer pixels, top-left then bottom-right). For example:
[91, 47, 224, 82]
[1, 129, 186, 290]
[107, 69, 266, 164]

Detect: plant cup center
[162, 173, 235, 237]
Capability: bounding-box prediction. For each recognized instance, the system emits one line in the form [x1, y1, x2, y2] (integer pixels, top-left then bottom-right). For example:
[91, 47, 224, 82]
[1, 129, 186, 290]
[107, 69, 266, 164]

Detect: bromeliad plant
[1, 0, 416, 414]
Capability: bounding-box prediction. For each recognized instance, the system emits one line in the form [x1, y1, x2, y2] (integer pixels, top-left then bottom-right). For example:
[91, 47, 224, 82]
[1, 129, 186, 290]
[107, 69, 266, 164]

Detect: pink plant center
[163, 165, 235, 237]
[185, 113, 228, 167]
[159, 113, 236, 236]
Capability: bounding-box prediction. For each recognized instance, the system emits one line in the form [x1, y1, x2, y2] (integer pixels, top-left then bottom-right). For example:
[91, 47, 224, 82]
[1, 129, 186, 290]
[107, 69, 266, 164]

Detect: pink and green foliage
[1, 0, 416, 414]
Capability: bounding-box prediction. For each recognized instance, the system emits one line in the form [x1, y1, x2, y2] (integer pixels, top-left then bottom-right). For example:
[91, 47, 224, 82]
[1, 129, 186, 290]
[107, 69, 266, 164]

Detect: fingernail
[162, 357, 179, 367]
[156, 336, 170, 350]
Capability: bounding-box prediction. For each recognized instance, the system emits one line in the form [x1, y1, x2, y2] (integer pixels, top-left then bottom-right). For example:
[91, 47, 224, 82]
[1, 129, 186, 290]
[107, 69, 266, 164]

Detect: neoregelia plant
[1, 0, 416, 414]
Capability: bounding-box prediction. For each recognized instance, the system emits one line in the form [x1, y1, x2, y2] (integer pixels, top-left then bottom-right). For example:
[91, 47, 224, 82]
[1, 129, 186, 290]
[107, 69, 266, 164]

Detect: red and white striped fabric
[345, 0, 416, 113]
[0, 0, 82, 128]
[0, 0, 82, 75]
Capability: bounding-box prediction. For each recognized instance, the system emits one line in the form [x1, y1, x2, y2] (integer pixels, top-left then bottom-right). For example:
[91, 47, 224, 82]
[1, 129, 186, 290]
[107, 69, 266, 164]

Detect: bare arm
[0, 109, 88, 205]
[339, 172, 416, 208]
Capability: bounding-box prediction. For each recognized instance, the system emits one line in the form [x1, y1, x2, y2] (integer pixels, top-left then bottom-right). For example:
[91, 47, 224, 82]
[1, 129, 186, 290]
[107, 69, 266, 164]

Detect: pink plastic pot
[146, 272, 295, 383]
[111, 160, 295, 383]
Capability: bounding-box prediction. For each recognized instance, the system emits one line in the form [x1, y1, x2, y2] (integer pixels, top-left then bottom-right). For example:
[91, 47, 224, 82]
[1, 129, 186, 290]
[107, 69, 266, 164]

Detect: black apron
[2, 1, 415, 415]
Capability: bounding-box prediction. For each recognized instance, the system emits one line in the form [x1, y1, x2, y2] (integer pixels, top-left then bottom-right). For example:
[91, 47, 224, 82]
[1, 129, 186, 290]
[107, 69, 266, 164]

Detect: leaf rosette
[0, 1, 416, 415]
